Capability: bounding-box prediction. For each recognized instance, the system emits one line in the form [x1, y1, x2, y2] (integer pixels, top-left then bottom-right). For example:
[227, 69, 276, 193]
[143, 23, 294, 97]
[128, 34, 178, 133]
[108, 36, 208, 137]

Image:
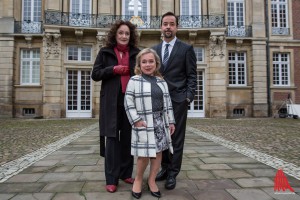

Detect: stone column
[42, 28, 62, 118]
[252, 40, 268, 117]
[0, 37, 14, 117]
[207, 32, 227, 118]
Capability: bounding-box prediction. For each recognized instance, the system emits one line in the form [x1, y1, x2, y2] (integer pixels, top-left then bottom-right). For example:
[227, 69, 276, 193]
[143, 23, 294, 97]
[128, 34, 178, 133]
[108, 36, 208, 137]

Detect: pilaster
[252, 40, 268, 117]
[42, 28, 62, 118]
[0, 37, 14, 117]
[207, 32, 227, 118]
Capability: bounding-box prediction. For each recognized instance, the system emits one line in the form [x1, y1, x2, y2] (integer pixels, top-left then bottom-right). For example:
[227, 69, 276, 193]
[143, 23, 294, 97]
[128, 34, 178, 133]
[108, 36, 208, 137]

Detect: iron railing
[272, 27, 290, 35]
[44, 10, 225, 29]
[14, 21, 43, 34]
[226, 25, 252, 37]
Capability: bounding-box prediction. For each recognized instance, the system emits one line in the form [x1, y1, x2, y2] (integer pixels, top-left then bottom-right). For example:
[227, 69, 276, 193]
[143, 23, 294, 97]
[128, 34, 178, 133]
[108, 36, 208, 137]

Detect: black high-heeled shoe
[148, 184, 161, 198]
[132, 190, 142, 199]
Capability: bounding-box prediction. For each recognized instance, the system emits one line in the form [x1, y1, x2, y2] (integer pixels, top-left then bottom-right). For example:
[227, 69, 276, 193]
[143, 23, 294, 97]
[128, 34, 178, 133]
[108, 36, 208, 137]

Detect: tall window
[123, 0, 150, 17]
[22, 0, 42, 33]
[22, 0, 41, 22]
[227, 0, 244, 27]
[273, 53, 290, 86]
[271, 0, 289, 35]
[180, 0, 201, 15]
[71, 0, 91, 14]
[21, 49, 40, 85]
[228, 52, 246, 86]
[67, 46, 92, 61]
[180, 0, 201, 28]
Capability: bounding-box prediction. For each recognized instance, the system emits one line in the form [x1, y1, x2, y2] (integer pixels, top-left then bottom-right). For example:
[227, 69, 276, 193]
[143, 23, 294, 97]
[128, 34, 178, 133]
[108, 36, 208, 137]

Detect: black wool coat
[91, 46, 140, 138]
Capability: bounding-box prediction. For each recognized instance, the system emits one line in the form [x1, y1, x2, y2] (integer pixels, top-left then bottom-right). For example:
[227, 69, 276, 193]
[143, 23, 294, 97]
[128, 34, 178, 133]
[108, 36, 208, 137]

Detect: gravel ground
[0, 118, 299, 168]
[187, 117, 300, 167]
[0, 118, 98, 165]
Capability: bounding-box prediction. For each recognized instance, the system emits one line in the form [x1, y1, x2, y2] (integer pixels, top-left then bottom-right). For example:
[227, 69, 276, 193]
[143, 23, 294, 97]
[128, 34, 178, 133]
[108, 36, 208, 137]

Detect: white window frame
[122, 0, 150, 17]
[67, 45, 92, 61]
[180, 0, 202, 15]
[227, 0, 245, 27]
[228, 52, 247, 86]
[20, 49, 40, 85]
[194, 47, 205, 63]
[70, 0, 91, 14]
[22, 0, 41, 22]
[271, 0, 288, 29]
[272, 53, 290, 86]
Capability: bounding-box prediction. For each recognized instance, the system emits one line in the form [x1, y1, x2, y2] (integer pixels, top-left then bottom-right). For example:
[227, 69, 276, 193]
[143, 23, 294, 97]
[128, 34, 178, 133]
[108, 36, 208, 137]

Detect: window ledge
[227, 86, 252, 89]
[271, 86, 297, 90]
[14, 85, 42, 88]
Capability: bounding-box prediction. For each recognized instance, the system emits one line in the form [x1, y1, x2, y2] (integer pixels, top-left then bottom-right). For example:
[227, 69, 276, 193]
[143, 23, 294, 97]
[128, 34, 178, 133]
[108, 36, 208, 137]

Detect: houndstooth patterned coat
[124, 75, 175, 157]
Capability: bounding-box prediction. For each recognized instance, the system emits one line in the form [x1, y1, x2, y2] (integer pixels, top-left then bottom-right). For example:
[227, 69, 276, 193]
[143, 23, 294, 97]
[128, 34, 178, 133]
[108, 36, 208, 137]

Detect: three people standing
[92, 10, 197, 196]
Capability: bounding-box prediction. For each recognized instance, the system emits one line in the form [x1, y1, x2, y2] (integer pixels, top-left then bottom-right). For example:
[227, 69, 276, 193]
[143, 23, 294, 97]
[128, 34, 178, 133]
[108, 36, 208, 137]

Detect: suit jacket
[124, 75, 175, 157]
[152, 39, 197, 103]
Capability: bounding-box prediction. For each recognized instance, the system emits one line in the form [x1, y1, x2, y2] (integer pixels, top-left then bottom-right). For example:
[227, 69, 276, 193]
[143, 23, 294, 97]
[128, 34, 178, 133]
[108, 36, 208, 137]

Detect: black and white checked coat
[124, 75, 175, 157]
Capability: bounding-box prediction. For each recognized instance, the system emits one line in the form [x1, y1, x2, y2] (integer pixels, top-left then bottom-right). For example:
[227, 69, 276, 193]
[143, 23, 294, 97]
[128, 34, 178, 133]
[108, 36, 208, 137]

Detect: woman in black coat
[91, 20, 140, 193]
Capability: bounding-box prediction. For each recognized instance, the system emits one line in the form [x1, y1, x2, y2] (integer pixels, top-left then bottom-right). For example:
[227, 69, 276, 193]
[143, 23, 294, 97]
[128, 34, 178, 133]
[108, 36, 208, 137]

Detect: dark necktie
[163, 44, 170, 66]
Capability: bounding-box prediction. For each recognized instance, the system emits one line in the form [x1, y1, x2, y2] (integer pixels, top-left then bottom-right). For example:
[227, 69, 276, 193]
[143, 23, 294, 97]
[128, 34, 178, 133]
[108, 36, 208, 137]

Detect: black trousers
[104, 105, 133, 185]
[161, 100, 188, 178]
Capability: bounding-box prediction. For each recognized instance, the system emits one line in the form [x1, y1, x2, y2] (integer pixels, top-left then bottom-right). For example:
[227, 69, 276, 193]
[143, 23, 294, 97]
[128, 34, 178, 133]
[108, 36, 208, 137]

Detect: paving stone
[10, 193, 54, 200]
[82, 181, 106, 192]
[0, 194, 15, 200]
[38, 172, 82, 182]
[212, 170, 253, 178]
[0, 183, 46, 193]
[157, 188, 196, 200]
[194, 179, 241, 190]
[41, 182, 85, 192]
[78, 172, 105, 181]
[53, 166, 74, 172]
[186, 153, 211, 158]
[262, 188, 300, 200]
[234, 177, 274, 187]
[230, 164, 273, 169]
[245, 169, 277, 177]
[6, 173, 44, 182]
[32, 160, 59, 167]
[202, 157, 258, 164]
[227, 189, 274, 200]
[198, 164, 232, 170]
[72, 165, 101, 172]
[52, 193, 86, 200]
[186, 170, 215, 179]
[59, 158, 98, 165]
[189, 189, 236, 200]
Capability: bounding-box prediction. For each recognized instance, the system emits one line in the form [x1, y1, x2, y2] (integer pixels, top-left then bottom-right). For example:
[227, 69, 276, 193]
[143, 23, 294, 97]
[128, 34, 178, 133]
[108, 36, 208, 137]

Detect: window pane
[21, 49, 40, 85]
[228, 52, 246, 86]
[272, 52, 290, 86]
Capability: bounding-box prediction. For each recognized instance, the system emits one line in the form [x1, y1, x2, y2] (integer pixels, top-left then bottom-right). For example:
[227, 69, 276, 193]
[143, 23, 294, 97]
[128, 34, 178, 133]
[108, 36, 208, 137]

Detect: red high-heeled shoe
[105, 185, 117, 193]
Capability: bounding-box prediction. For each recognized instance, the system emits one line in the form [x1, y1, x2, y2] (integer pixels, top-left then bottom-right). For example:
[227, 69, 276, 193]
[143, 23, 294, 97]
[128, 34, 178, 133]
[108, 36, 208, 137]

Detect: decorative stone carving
[24, 36, 32, 48]
[209, 35, 218, 58]
[218, 36, 225, 58]
[189, 31, 197, 45]
[235, 39, 243, 51]
[96, 31, 107, 48]
[43, 32, 61, 58]
[75, 29, 83, 44]
[209, 35, 226, 59]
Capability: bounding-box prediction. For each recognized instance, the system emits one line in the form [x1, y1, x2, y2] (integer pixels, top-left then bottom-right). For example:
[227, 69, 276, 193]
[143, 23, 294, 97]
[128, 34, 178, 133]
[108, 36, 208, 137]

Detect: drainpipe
[265, 0, 271, 117]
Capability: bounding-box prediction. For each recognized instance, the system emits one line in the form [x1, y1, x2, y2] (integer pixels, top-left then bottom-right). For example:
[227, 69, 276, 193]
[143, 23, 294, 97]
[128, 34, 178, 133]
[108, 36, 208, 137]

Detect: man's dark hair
[105, 20, 138, 48]
[161, 11, 178, 26]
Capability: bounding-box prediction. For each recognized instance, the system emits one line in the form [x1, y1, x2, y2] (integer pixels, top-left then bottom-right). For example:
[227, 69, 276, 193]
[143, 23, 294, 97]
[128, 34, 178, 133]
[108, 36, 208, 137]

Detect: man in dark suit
[152, 11, 197, 190]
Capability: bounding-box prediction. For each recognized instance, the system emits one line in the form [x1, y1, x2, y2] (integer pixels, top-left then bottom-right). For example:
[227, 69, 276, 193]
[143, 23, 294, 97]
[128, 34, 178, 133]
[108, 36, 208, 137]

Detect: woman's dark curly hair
[105, 20, 139, 48]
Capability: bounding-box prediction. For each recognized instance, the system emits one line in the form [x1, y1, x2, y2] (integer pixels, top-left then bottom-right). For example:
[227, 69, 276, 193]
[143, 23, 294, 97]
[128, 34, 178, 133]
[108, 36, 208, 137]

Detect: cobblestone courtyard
[1, 117, 299, 167]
